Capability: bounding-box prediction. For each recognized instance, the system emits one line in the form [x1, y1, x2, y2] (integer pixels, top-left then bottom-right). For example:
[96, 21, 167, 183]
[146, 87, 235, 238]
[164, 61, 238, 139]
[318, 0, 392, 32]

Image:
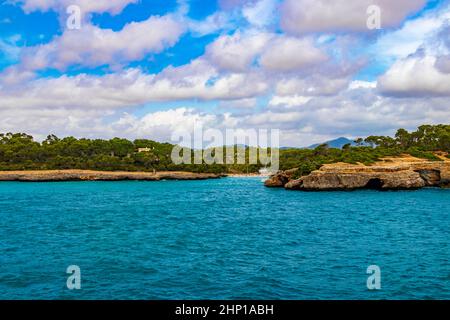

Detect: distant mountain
[307, 137, 355, 149]
[279, 146, 300, 150]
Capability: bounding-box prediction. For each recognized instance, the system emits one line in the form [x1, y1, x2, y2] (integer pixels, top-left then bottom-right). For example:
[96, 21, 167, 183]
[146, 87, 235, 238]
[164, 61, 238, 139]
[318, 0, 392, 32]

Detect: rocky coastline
[0, 170, 225, 182]
[265, 155, 450, 191]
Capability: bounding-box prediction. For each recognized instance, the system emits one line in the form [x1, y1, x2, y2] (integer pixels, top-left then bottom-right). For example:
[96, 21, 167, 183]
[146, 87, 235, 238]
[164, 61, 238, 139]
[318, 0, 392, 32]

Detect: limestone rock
[266, 155, 450, 191]
[264, 168, 298, 188]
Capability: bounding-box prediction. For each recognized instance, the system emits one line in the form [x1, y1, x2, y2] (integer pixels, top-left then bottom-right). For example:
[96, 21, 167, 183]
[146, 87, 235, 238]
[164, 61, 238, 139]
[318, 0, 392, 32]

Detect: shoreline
[0, 170, 225, 182]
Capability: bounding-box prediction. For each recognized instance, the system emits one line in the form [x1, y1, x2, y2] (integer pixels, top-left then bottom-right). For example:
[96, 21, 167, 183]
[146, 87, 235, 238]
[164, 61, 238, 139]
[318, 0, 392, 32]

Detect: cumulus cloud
[2, 79, 450, 147]
[0, 106, 113, 140]
[260, 37, 328, 71]
[244, 86, 450, 146]
[112, 108, 222, 142]
[432, 22, 450, 73]
[1, 29, 345, 112]
[373, 13, 444, 60]
[275, 75, 351, 96]
[269, 95, 312, 108]
[205, 31, 272, 72]
[0, 59, 268, 110]
[378, 16, 450, 97]
[435, 55, 450, 73]
[219, 98, 258, 109]
[19, 15, 185, 71]
[14, 0, 138, 14]
[219, 0, 256, 10]
[0, 66, 35, 86]
[369, 2, 450, 75]
[188, 12, 232, 36]
[378, 55, 450, 97]
[348, 80, 377, 90]
[0, 35, 22, 63]
[206, 31, 330, 74]
[280, 0, 426, 34]
[0, 106, 233, 145]
[242, 0, 278, 28]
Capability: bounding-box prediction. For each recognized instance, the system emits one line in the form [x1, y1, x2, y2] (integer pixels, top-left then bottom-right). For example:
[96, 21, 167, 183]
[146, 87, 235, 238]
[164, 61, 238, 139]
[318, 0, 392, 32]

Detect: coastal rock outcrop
[267, 155, 450, 191]
[417, 169, 441, 186]
[264, 168, 297, 187]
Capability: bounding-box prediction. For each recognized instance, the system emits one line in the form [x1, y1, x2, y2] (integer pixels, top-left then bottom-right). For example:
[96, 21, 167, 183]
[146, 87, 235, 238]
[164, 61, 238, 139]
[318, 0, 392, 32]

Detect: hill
[307, 137, 355, 149]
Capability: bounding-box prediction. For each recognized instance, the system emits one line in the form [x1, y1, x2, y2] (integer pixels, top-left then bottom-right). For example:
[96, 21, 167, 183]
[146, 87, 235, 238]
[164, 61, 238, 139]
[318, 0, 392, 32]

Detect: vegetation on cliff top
[0, 125, 449, 174]
[282, 125, 450, 178]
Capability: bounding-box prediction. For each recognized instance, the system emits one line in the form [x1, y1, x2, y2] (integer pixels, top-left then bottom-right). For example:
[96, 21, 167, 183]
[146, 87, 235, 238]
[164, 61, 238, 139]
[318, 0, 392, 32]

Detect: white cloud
[371, 4, 450, 67]
[206, 31, 330, 74]
[15, 0, 138, 14]
[246, 110, 303, 126]
[216, 0, 279, 29]
[377, 16, 450, 97]
[0, 66, 35, 86]
[348, 80, 377, 90]
[0, 35, 22, 63]
[280, 0, 427, 34]
[244, 86, 450, 146]
[269, 95, 312, 108]
[188, 12, 232, 36]
[206, 30, 272, 72]
[20, 15, 185, 71]
[2, 81, 450, 147]
[260, 36, 327, 71]
[0, 105, 234, 145]
[275, 75, 351, 96]
[373, 15, 443, 60]
[0, 106, 112, 140]
[378, 55, 450, 97]
[219, 0, 256, 10]
[112, 108, 221, 142]
[242, 0, 278, 27]
[0, 59, 268, 110]
[219, 98, 258, 109]
[435, 55, 450, 73]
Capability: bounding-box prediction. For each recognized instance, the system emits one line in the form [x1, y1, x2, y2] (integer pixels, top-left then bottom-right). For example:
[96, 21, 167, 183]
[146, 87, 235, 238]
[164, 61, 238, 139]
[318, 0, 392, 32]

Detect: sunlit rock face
[267, 155, 450, 191]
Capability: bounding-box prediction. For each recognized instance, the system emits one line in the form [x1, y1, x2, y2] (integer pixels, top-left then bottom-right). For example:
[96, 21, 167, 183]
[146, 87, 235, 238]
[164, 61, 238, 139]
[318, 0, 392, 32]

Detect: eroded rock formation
[264, 168, 298, 187]
[266, 155, 450, 191]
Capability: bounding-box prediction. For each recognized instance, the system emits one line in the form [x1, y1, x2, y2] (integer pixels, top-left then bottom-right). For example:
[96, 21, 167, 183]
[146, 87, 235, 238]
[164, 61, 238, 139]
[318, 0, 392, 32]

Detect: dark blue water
[0, 178, 448, 300]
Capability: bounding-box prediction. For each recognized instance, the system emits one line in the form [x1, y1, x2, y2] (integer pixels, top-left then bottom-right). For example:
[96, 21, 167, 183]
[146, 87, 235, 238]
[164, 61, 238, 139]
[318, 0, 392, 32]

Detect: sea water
[0, 178, 448, 299]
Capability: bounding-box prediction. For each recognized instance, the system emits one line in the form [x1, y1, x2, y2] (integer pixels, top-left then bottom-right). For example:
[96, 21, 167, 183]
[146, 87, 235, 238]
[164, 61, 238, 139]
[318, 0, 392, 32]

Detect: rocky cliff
[265, 155, 450, 191]
[0, 170, 224, 182]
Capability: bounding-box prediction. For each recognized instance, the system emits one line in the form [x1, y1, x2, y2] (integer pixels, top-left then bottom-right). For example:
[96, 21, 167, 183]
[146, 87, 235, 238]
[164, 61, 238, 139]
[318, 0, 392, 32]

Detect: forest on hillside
[0, 125, 449, 174]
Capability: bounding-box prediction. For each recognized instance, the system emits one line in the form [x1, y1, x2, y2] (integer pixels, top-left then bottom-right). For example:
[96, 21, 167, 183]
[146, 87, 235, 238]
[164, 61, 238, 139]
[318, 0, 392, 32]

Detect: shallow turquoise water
[0, 178, 449, 300]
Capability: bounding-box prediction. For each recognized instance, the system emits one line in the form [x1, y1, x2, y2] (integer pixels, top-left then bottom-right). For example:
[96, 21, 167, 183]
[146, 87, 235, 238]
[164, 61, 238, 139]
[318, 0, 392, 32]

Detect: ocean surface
[0, 178, 448, 300]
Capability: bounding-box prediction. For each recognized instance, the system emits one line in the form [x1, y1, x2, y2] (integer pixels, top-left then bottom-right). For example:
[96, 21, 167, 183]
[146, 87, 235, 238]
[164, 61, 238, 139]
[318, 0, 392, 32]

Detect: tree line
[0, 125, 449, 174]
[280, 125, 450, 177]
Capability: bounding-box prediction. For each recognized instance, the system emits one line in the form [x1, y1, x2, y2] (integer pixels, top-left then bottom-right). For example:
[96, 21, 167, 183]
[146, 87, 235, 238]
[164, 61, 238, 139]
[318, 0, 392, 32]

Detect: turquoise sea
[0, 178, 449, 300]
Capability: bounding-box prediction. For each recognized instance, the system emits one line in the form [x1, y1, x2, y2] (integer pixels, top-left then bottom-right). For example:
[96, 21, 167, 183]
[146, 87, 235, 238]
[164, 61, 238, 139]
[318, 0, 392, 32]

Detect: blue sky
[0, 0, 449, 146]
